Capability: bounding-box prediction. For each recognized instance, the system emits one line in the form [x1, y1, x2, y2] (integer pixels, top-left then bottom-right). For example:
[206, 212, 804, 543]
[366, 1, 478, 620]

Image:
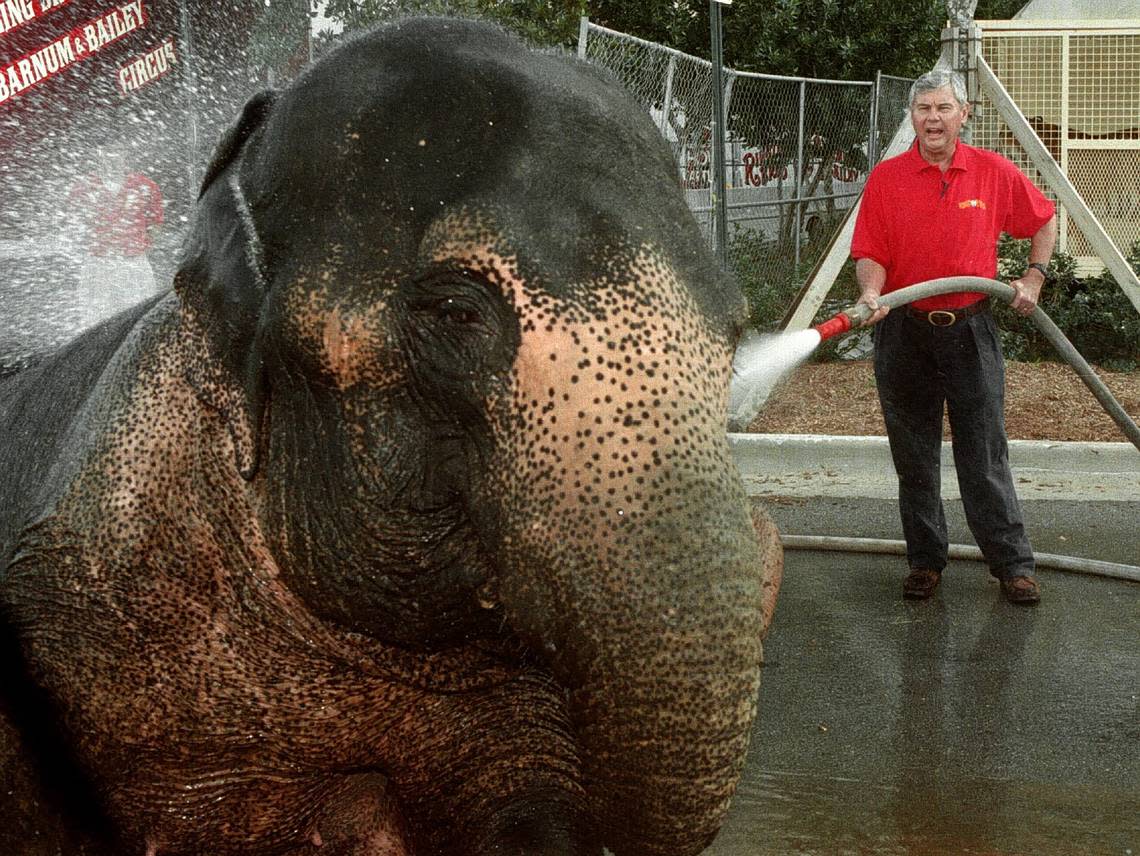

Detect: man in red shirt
[67, 146, 165, 327]
[69, 170, 164, 259]
[851, 69, 1057, 605]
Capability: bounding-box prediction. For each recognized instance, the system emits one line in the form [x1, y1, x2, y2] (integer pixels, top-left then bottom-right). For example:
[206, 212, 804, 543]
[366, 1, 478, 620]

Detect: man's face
[910, 85, 969, 162]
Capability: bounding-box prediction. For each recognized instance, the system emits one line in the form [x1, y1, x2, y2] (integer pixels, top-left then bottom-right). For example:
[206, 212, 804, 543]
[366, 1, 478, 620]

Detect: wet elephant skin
[0, 17, 782, 856]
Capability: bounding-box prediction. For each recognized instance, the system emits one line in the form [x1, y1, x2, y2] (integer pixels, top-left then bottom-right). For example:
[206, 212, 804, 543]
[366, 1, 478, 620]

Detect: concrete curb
[729, 433, 1140, 501]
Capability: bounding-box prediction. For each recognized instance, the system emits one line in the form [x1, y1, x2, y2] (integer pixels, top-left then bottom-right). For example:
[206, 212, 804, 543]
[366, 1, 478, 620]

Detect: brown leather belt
[906, 299, 989, 327]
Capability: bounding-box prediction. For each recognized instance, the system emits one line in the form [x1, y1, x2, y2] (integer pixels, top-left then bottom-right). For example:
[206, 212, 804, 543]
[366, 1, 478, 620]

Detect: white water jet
[727, 328, 822, 432]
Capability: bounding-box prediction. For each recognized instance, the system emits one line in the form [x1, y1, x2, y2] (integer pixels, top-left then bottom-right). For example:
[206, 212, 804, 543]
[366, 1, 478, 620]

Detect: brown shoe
[903, 568, 942, 600]
[1001, 575, 1041, 604]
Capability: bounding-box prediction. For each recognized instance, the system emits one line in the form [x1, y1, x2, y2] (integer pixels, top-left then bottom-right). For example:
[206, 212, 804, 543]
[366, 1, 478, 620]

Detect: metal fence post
[723, 72, 737, 186]
[869, 70, 882, 166]
[577, 15, 589, 60]
[709, 0, 731, 270]
[660, 55, 677, 137]
[794, 79, 805, 269]
[178, 1, 201, 201]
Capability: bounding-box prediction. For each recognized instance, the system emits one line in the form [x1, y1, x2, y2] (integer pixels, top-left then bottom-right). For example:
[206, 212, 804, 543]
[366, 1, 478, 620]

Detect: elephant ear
[175, 90, 277, 480]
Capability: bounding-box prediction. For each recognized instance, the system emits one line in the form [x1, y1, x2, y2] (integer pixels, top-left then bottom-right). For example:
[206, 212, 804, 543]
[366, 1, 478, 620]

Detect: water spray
[730, 275, 1140, 451]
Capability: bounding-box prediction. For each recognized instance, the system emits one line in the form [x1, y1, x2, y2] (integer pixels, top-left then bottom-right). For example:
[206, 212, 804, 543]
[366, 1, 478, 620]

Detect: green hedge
[731, 228, 1140, 369]
[993, 236, 1140, 370]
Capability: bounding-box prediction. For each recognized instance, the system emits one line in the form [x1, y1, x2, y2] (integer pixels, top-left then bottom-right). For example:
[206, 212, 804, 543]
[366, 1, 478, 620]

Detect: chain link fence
[580, 20, 913, 327]
[872, 73, 916, 166]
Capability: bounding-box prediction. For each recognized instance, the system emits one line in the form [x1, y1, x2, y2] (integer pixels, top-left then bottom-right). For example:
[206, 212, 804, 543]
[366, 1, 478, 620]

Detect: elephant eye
[406, 271, 496, 330]
[431, 296, 486, 328]
[401, 270, 517, 392]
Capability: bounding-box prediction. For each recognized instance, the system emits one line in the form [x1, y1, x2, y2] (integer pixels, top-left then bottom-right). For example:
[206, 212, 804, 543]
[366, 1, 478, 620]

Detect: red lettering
[743, 151, 759, 187]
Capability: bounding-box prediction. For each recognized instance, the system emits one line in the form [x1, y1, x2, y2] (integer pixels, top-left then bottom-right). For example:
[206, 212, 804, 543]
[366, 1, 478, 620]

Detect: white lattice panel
[1069, 34, 1140, 137]
[976, 21, 1140, 272]
[1066, 148, 1140, 258]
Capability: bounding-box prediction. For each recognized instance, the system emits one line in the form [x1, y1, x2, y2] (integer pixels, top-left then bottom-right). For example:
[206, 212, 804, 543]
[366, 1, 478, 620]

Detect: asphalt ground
[709, 435, 1138, 856]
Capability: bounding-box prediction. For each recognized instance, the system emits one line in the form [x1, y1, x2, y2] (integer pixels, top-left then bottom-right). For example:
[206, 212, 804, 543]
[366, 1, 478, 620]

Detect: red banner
[0, 0, 72, 37]
[0, 0, 145, 104]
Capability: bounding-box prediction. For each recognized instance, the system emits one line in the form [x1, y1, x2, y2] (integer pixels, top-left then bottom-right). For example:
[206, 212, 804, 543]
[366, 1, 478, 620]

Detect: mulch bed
[748, 360, 1140, 443]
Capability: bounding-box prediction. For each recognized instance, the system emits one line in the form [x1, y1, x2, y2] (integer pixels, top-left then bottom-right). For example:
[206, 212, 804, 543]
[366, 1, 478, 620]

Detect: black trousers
[872, 307, 1035, 580]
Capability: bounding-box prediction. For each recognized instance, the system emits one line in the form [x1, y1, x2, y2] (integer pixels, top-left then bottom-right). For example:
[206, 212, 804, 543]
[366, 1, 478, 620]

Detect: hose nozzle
[812, 303, 874, 342]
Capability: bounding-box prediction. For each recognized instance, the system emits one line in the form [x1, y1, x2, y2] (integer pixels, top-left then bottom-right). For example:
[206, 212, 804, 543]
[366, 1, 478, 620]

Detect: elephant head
[175, 17, 780, 855]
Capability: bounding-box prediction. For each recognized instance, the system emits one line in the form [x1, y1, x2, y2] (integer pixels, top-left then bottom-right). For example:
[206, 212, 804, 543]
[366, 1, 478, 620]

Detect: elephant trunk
[577, 503, 762, 855]
[496, 472, 765, 856]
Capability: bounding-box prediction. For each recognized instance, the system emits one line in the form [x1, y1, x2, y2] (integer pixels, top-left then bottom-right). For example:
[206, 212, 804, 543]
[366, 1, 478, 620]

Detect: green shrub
[729, 219, 859, 326]
[993, 236, 1140, 370]
[728, 227, 801, 330]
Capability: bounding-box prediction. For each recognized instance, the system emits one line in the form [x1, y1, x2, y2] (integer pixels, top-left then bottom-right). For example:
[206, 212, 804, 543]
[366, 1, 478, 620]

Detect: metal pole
[660, 55, 676, 137]
[869, 70, 882, 167]
[723, 73, 737, 187]
[577, 15, 590, 60]
[178, 1, 200, 200]
[306, 0, 314, 65]
[794, 79, 805, 269]
[709, 0, 731, 269]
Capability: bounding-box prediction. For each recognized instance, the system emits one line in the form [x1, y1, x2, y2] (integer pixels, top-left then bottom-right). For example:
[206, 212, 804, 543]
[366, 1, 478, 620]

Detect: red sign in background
[1, 1, 148, 103]
[0, 1, 260, 235]
[0, 0, 75, 38]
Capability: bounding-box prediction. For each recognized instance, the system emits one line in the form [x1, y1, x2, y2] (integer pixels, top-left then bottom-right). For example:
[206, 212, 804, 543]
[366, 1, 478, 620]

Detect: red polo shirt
[68, 173, 164, 258]
[851, 140, 1055, 311]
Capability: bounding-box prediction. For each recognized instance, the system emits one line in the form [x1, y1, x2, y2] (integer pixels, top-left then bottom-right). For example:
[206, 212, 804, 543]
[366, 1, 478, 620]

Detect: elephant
[0, 16, 782, 856]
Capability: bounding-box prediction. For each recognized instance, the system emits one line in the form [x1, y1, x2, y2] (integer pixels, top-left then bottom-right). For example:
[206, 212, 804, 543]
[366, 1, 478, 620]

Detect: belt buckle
[928, 309, 957, 326]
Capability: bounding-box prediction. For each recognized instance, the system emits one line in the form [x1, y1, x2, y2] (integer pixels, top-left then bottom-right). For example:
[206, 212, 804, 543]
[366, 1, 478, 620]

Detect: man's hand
[855, 292, 889, 327]
[854, 258, 890, 327]
[1009, 269, 1045, 317]
[1011, 216, 1056, 317]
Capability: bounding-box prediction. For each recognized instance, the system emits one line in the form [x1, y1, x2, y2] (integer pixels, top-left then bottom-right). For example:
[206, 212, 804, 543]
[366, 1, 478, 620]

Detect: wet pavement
[709, 540, 1138, 855]
[713, 436, 1138, 854]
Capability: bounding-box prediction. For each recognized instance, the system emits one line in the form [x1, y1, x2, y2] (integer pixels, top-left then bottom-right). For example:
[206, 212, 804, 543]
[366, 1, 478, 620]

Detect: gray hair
[908, 70, 967, 108]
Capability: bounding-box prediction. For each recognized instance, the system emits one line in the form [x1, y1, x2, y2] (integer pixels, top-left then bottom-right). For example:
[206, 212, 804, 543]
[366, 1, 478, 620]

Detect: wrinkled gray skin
[0, 17, 782, 856]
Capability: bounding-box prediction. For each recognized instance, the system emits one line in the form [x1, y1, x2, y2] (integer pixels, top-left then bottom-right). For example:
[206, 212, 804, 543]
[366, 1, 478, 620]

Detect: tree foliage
[722, 0, 942, 79]
[320, 0, 587, 45]
[318, 0, 1036, 78]
[251, 0, 313, 73]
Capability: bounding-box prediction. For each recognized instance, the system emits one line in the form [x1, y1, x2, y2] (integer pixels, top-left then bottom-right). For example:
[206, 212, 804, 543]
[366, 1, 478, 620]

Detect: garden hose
[813, 276, 1140, 451]
[757, 276, 1140, 587]
[779, 534, 1140, 584]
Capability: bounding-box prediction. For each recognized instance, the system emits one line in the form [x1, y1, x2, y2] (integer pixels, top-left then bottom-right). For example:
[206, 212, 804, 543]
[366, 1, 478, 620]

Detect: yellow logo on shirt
[958, 199, 987, 210]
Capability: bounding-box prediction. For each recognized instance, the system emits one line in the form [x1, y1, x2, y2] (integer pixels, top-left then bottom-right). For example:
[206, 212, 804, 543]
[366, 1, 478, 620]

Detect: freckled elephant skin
[0, 16, 782, 856]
